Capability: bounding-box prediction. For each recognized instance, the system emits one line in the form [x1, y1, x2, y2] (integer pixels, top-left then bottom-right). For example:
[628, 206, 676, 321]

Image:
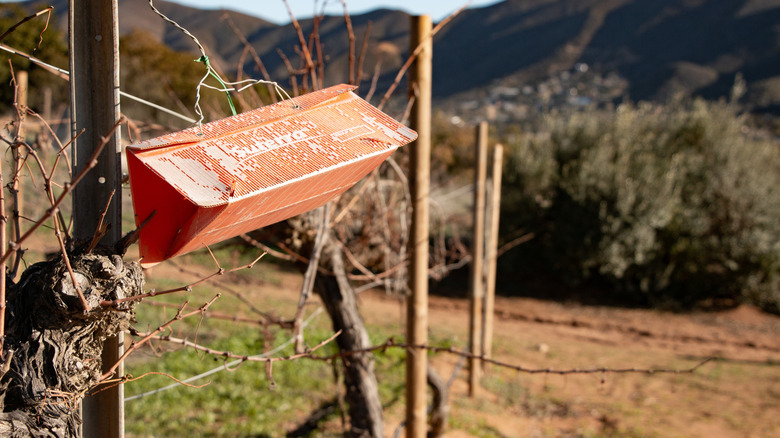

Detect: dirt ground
[143, 256, 780, 437]
[200, 261, 778, 438]
[361, 290, 780, 437]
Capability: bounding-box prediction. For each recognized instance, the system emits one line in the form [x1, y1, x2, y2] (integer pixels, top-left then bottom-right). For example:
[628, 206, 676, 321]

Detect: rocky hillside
[13, 0, 780, 114]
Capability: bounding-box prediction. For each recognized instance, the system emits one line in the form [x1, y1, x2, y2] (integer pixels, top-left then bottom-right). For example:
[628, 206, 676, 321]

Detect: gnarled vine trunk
[315, 243, 384, 437]
[0, 250, 143, 437]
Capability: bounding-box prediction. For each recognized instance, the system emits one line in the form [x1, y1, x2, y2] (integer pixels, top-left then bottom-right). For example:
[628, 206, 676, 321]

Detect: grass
[125, 253, 409, 437]
[125, 338, 338, 437]
[125, 310, 341, 437]
[120, 247, 780, 437]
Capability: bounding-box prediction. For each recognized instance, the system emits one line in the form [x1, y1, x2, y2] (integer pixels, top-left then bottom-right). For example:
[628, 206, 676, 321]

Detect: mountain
[10, 0, 780, 115]
[433, 0, 780, 113]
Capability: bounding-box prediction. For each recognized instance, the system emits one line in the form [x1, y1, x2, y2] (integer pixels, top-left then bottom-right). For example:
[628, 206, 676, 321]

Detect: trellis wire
[125, 306, 325, 401]
[0, 42, 196, 124]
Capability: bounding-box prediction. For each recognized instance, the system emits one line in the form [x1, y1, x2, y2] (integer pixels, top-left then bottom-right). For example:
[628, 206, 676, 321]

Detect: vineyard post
[406, 14, 432, 438]
[469, 121, 488, 397]
[69, 0, 124, 436]
[12, 70, 27, 240]
[483, 144, 503, 365]
[16, 70, 27, 108]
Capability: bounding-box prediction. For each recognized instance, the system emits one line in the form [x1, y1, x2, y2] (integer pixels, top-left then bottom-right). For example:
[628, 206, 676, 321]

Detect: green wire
[196, 55, 237, 116]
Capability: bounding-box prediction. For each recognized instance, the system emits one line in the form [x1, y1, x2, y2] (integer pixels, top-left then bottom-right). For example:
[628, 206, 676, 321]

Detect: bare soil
[362, 290, 780, 437]
[146, 260, 780, 437]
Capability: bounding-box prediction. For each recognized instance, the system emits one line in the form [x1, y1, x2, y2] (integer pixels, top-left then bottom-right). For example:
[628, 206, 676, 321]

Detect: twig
[0, 117, 123, 267]
[239, 233, 294, 262]
[377, 4, 467, 110]
[115, 210, 156, 253]
[0, 7, 53, 44]
[136, 329, 341, 366]
[52, 206, 90, 311]
[100, 267, 219, 307]
[312, 339, 716, 376]
[125, 307, 325, 401]
[90, 371, 211, 399]
[341, 0, 356, 85]
[283, 0, 317, 88]
[100, 251, 265, 307]
[332, 238, 384, 285]
[496, 231, 535, 257]
[356, 21, 372, 85]
[2, 118, 123, 311]
[101, 294, 222, 380]
[221, 12, 277, 103]
[400, 91, 416, 125]
[294, 204, 331, 353]
[332, 177, 372, 224]
[310, 14, 325, 90]
[364, 58, 382, 103]
[163, 258, 271, 318]
[277, 48, 299, 96]
[141, 301, 295, 329]
[87, 189, 115, 253]
[0, 147, 6, 354]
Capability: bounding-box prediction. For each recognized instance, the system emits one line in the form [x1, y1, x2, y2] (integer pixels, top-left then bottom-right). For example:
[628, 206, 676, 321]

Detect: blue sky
[170, 0, 502, 23]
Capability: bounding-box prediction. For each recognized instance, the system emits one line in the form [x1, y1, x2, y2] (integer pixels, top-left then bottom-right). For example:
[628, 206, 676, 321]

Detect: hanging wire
[148, 0, 294, 128]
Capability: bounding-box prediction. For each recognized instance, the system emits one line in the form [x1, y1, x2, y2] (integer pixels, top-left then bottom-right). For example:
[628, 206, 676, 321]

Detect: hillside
[9, 0, 780, 114]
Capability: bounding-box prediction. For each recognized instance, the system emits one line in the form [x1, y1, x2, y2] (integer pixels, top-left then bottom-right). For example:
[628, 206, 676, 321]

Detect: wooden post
[12, 71, 27, 242]
[482, 144, 503, 364]
[16, 70, 28, 108]
[468, 121, 488, 397]
[39, 87, 53, 150]
[69, 1, 124, 437]
[43, 87, 52, 121]
[406, 14, 432, 438]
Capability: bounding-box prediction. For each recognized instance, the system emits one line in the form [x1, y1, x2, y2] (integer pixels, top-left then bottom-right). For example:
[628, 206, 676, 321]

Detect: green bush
[502, 99, 780, 312]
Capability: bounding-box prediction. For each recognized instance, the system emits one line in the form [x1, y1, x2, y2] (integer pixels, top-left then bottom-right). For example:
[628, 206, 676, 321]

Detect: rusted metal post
[406, 14, 432, 438]
[69, 0, 123, 436]
[483, 144, 503, 365]
[469, 121, 488, 397]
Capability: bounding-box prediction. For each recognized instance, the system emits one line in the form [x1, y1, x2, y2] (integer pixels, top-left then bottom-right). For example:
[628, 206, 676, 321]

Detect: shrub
[502, 99, 780, 312]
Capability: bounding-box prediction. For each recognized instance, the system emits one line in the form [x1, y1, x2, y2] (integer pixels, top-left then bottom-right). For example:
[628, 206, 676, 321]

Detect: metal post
[469, 121, 488, 397]
[483, 144, 503, 364]
[406, 14, 432, 438]
[69, 0, 123, 436]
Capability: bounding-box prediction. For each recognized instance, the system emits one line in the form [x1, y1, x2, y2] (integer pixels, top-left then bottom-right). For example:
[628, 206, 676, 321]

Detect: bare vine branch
[100, 251, 265, 307]
[377, 4, 467, 110]
[293, 204, 331, 353]
[0, 6, 53, 44]
[133, 330, 342, 367]
[316, 339, 715, 376]
[101, 294, 223, 380]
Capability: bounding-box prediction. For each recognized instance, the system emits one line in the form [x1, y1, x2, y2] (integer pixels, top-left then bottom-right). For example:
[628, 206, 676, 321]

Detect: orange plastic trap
[126, 84, 417, 266]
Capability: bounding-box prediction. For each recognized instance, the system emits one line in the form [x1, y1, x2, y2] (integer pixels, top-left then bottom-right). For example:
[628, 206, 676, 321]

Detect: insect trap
[126, 84, 417, 266]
